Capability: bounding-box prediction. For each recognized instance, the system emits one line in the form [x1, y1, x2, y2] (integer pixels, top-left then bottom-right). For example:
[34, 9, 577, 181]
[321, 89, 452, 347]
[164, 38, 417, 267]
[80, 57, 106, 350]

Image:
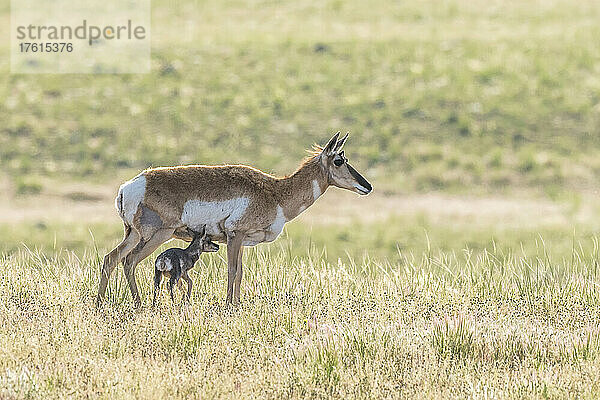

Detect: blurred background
[1, 0, 600, 261]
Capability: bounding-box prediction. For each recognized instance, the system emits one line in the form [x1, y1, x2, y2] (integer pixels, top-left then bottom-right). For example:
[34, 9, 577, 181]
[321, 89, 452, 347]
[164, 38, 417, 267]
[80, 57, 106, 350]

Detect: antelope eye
[334, 158, 344, 166]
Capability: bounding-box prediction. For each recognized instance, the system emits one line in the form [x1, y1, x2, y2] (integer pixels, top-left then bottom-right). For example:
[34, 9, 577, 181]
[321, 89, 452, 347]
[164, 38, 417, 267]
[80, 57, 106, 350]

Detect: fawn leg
[152, 270, 162, 308]
[182, 270, 193, 302]
[168, 279, 175, 304]
[123, 228, 175, 307]
[177, 279, 186, 302]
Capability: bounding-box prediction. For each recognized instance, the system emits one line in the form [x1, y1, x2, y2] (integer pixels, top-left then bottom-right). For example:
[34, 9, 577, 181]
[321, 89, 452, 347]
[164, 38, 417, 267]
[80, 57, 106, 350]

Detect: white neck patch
[270, 205, 286, 234]
[312, 180, 322, 201]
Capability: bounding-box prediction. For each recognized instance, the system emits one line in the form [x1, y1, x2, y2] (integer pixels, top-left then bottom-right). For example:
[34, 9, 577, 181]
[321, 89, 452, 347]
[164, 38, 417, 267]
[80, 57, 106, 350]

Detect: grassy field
[3, 0, 600, 398]
[2, 244, 600, 398]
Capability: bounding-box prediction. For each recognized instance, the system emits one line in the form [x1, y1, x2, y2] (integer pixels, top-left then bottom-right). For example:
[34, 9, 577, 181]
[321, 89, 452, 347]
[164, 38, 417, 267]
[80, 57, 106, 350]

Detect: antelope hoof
[133, 298, 142, 309]
[225, 298, 240, 308]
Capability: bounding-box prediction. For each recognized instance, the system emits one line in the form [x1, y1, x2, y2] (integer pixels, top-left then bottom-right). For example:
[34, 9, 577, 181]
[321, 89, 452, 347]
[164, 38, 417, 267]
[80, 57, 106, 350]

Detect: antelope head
[320, 132, 373, 195]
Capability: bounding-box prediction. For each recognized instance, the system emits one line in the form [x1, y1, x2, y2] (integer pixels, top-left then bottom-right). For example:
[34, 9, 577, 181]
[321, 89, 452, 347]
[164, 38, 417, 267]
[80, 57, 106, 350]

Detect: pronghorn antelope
[153, 227, 219, 306]
[97, 132, 372, 306]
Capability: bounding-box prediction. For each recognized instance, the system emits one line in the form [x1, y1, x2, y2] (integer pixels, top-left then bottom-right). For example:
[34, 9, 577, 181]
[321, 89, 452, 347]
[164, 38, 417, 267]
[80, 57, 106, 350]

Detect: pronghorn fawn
[153, 227, 219, 307]
[97, 132, 372, 307]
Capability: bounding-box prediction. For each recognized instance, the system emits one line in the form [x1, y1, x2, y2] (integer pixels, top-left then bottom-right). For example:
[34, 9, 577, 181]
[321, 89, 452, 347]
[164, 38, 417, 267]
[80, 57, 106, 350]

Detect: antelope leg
[226, 233, 243, 304]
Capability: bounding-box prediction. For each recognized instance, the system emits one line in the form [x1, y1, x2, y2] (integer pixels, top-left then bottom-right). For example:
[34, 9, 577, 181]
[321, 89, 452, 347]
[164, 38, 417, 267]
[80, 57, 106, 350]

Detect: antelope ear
[199, 226, 206, 237]
[334, 132, 348, 152]
[322, 131, 340, 156]
[185, 227, 198, 238]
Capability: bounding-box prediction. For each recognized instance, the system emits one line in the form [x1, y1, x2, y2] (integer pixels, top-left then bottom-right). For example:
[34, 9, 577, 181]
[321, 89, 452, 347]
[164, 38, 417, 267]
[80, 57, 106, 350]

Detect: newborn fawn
[153, 227, 219, 306]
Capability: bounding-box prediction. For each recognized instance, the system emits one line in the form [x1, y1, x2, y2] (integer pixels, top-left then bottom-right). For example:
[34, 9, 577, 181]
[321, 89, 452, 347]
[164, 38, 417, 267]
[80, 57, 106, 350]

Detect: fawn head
[187, 226, 219, 255]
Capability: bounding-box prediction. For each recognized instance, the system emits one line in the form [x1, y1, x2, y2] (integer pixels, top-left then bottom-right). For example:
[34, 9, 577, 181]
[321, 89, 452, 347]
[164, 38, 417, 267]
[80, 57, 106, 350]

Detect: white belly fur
[181, 199, 287, 247]
[181, 197, 250, 236]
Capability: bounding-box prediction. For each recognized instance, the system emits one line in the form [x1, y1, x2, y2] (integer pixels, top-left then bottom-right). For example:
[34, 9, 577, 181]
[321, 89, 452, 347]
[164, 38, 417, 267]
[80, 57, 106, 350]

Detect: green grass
[1, 244, 600, 398]
[1, 0, 600, 194]
[4, 212, 600, 263]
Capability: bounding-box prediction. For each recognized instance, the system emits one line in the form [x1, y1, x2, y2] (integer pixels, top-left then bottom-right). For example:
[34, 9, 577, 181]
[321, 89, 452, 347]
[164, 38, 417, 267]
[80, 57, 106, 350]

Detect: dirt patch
[0, 178, 581, 230]
[297, 191, 571, 228]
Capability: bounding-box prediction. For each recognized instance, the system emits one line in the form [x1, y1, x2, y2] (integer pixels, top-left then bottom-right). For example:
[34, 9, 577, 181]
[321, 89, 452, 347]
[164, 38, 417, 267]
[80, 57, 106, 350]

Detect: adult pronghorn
[97, 132, 372, 306]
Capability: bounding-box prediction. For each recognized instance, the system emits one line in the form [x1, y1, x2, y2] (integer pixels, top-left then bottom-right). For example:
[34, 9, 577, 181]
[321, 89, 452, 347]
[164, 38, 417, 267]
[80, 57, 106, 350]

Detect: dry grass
[1, 244, 600, 399]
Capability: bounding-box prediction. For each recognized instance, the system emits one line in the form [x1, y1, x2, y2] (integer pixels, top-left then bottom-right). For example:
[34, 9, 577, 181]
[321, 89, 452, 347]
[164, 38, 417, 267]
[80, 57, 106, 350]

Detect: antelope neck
[278, 158, 328, 221]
